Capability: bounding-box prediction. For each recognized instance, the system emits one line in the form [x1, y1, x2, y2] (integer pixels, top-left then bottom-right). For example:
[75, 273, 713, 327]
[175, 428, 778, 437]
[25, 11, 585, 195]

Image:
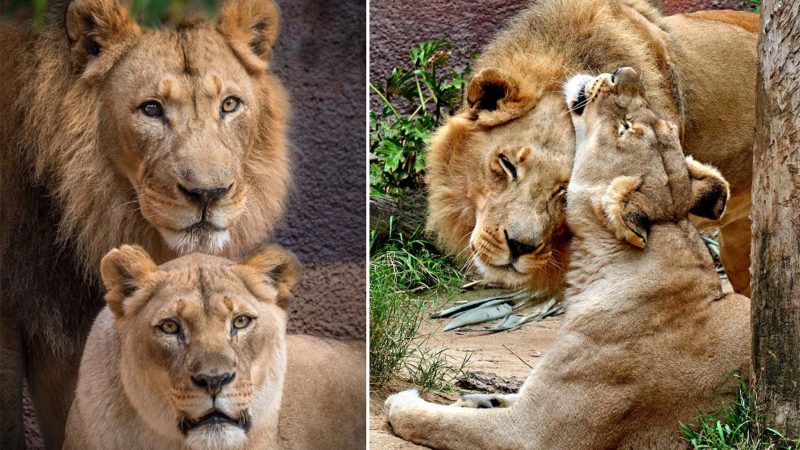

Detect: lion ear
[240, 245, 301, 309]
[217, 0, 280, 72]
[686, 156, 729, 220]
[466, 68, 533, 125]
[100, 245, 157, 318]
[66, 0, 141, 79]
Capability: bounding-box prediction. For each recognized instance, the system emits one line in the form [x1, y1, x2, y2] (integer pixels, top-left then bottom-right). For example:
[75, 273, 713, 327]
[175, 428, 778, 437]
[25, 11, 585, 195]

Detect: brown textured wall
[369, 0, 750, 104]
[271, 0, 366, 340]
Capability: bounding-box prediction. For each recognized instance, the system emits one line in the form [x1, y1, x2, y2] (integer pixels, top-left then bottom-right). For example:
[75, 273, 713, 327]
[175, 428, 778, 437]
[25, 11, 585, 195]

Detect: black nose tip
[191, 372, 235, 397]
[178, 184, 231, 205]
[505, 230, 542, 260]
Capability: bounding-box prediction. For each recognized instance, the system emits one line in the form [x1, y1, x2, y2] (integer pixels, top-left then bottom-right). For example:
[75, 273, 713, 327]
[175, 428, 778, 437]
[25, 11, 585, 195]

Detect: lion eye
[232, 315, 252, 330]
[498, 155, 517, 180]
[221, 97, 242, 115]
[553, 185, 567, 199]
[158, 319, 180, 334]
[139, 101, 164, 118]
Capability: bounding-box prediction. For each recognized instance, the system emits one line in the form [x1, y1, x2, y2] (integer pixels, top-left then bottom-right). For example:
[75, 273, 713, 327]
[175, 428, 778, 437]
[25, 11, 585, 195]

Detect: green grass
[369, 220, 467, 389]
[682, 378, 800, 449]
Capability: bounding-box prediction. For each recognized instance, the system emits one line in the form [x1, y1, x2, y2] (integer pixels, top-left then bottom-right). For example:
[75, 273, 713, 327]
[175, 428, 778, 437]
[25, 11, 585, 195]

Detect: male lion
[426, 0, 757, 299]
[0, 0, 290, 446]
[65, 245, 366, 450]
[385, 68, 750, 449]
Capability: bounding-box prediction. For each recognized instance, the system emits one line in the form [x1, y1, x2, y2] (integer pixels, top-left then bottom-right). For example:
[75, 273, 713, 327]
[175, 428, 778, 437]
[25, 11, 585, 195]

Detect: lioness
[385, 68, 750, 449]
[64, 245, 365, 450]
[426, 0, 757, 299]
[1, 0, 291, 445]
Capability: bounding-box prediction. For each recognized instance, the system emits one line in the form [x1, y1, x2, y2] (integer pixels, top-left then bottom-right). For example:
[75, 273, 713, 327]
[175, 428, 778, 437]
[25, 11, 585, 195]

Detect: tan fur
[0, 1, 292, 443]
[426, 0, 758, 297]
[3, 0, 290, 271]
[385, 69, 750, 449]
[65, 246, 365, 450]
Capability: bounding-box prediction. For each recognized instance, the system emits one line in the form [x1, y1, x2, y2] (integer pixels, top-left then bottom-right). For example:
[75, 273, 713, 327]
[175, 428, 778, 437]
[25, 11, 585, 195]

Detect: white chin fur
[563, 73, 593, 110]
[185, 425, 247, 450]
[159, 228, 231, 255]
[474, 258, 529, 288]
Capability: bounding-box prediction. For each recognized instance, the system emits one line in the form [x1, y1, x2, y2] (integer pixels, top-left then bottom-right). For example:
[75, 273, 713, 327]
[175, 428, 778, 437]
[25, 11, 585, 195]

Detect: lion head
[99, 244, 300, 450]
[23, 0, 290, 267]
[425, 0, 682, 294]
[427, 88, 573, 290]
[564, 67, 729, 247]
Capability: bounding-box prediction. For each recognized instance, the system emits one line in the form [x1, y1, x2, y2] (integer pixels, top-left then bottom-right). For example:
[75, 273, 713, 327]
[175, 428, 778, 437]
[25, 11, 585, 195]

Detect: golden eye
[159, 319, 179, 334]
[232, 315, 252, 330]
[221, 97, 241, 114]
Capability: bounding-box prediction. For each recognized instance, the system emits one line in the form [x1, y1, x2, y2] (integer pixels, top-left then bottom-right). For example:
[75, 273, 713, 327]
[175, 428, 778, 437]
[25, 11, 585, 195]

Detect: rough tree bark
[751, 0, 800, 439]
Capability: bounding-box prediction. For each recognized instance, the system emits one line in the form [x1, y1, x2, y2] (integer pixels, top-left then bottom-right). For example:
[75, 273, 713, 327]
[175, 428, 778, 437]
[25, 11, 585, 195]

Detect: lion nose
[611, 66, 639, 86]
[178, 184, 232, 206]
[505, 230, 543, 260]
[191, 372, 235, 397]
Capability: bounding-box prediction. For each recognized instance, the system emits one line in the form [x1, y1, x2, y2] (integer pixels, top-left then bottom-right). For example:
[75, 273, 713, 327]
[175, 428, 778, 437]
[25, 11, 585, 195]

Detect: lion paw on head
[64, 245, 365, 450]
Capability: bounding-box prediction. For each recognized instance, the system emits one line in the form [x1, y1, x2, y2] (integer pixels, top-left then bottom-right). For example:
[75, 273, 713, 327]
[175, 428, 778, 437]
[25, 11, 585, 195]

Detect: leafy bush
[369, 39, 471, 196]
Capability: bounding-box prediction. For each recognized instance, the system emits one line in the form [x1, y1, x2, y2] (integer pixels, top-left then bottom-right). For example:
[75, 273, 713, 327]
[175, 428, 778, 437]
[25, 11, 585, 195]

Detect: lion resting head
[68, 244, 300, 450]
[428, 89, 573, 290]
[27, 0, 289, 265]
[425, 0, 686, 294]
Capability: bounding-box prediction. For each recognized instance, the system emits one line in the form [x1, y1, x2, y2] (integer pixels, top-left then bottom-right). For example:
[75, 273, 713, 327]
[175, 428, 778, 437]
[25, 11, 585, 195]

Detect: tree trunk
[751, 0, 800, 439]
[369, 190, 428, 240]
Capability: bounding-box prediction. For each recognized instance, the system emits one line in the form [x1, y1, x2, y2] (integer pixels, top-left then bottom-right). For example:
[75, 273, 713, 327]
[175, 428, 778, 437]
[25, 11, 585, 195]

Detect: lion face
[105, 30, 258, 254]
[428, 87, 573, 289]
[564, 68, 730, 246]
[62, 0, 288, 259]
[100, 245, 300, 450]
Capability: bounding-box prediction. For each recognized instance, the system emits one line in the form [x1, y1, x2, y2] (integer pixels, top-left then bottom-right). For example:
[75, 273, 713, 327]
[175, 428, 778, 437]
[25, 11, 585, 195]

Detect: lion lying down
[385, 68, 750, 449]
[64, 245, 365, 450]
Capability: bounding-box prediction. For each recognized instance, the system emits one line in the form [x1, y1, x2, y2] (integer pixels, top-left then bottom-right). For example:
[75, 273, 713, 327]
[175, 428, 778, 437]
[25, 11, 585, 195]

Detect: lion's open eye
[232, 315, 252, 330]
[139, 100, 164, 118]
[158, 319, 180, 334]
[221, 97, 242, 115]
[498, 155, 517, 181]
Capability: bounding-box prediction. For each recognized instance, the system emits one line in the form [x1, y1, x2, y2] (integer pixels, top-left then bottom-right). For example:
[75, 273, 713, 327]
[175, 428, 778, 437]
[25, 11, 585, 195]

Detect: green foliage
[370, 39, 471, 196]
[681, 377, 800, 449]
[749, 0, 762, 12]
[2, 0, 217, 27]
[369, 219, 465, 389]
[405, 347, 470, 392]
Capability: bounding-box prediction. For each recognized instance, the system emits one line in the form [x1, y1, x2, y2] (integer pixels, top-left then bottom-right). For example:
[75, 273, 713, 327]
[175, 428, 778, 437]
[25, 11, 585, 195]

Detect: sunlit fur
[64, 245, 299, 450]
[6, 0, 290, 271]
[426, 0, 758, 297]
[385, 70, 750, 449]
[65, 246, 367, 450]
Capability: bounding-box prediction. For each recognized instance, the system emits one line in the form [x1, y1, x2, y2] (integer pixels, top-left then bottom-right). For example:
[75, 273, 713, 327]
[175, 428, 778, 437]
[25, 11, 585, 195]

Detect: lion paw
[385, 389, 422, 417]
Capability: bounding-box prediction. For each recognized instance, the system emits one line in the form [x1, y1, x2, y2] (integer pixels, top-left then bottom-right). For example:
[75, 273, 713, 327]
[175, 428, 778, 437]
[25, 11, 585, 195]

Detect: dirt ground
[369, 288, 564, 449]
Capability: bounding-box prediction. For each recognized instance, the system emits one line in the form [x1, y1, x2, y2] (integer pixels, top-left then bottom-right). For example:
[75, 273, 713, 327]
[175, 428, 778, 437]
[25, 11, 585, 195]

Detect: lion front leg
[385, 390, 529, 450]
